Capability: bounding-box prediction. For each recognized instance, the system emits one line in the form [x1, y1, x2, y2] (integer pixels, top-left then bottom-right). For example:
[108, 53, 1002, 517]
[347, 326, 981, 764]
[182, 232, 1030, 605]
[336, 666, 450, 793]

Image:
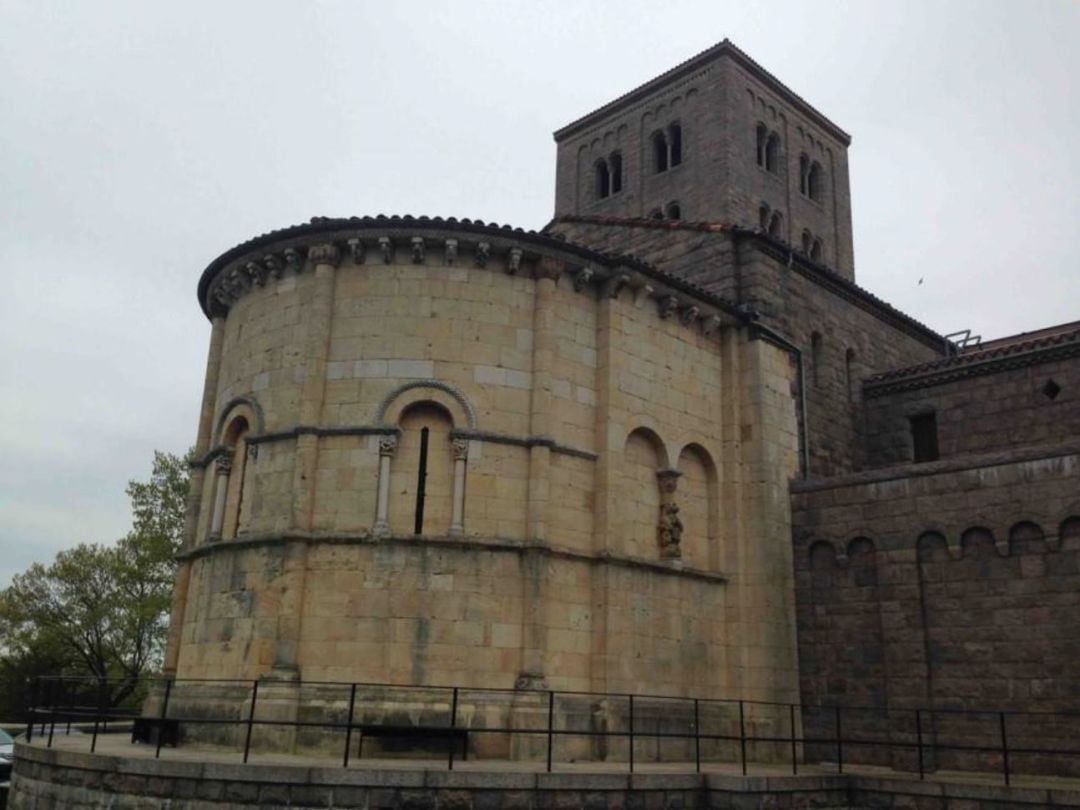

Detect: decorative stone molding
[263, 254, 282, 280]
[680, 305, 700, 326]
[451, 438, 469, 461]
[573, 266, 594, 292]
[514, 671, 549, 690]
[659, 295, 680, 320]
[214, 456, 233, 475]
[376, 379, 479, 430]
[475, 241, 491, 267]
[444, 239, 458, 266]
[347, 238, 366, 264]
[410, 236, 426, 264]
[506, 247, 522, 274]
[378, 435, 399, 457]
[603, 273, 631, 299]
[245, 261, 266, 287]
[702, 314, 723, 336]
[308, 243, 341, 267]
[378, 237, 393, 264]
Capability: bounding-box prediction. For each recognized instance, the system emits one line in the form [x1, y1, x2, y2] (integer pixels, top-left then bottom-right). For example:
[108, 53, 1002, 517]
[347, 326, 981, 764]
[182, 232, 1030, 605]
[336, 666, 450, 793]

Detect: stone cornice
[863, 327, 1080, 397]
[176, 531, 727, 584]
[196, 216, 752, 342]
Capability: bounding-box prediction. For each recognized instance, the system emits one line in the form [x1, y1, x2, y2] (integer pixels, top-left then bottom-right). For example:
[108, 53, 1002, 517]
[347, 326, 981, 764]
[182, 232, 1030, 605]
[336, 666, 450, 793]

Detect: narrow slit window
[756, 124, 767, 167]
[910, 413, 939, 463]
[765, 132, 781, 173]
[669, 124, 682, 167]
[609, 152, 622, 194]
[595, 159, 610, 199]
[652, 131, 668, 173]
[414, 426, 430, 533]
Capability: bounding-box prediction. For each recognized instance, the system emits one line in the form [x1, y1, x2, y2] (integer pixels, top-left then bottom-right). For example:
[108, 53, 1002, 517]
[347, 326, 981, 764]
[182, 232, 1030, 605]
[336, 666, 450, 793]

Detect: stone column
[449, 437, 468, 537]
[290, 243, 339, 532]
[164, 315, 225, 676]
[373, 434, 397, 537]
[208, 456, 232, 540]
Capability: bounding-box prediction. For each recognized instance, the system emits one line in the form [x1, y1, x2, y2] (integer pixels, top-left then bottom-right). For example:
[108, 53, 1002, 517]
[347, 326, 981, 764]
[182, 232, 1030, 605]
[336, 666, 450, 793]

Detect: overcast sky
[1, 0, 1077, 588]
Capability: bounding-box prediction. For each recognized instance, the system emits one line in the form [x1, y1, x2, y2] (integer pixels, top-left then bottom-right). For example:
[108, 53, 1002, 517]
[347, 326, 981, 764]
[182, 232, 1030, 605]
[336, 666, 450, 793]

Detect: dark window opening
[669, 124, 682, 167]
[652, 131, 668, 173]
[756, 123, 768, 167]
[759, 204, 770, 231]
[767, 211, 783, 238]
[799, 154, 810, 195]
[595, 159, 610, 199]
[810, 332, 823, 387]
[910, 412, 939, 463]
[609, 152, 622, 194]
[845, 348, 856, 404]
[414, 426, 430, 533]
[810, 238, 823, 262]
[801, 229, 812, 255]
[666, 202, 681, 220]
[1043, 379, 1062, 400]
[765, 132, 781, 173]
[808, 162, 823, 201]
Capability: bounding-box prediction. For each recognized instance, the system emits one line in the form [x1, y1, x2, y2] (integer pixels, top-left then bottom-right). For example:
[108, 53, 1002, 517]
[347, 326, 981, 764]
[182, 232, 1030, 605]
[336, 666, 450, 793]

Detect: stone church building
[164, 39, 1080, 756]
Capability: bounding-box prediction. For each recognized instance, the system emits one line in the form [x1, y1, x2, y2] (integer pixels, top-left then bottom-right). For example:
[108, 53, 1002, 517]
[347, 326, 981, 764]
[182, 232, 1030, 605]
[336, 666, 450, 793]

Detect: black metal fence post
[999, 712, 1010, 787]
[343, 683, 357, 768]
[91, 682, 104, 754]
[155, 678, 173, 760]
[916, 709, 924, 780]
[835, 705, 843, 774]
[448, 687, 459, 771]
[546, 690, 554, 773]
[242, 679, 259, 764]
[790, 704, 798, 775]
[738, 700, 747, 776]
[628, 695, 635, 774]
[47, 679, 57, 748]
[25, 678, 36, 744]
[693, 699, 701, 773]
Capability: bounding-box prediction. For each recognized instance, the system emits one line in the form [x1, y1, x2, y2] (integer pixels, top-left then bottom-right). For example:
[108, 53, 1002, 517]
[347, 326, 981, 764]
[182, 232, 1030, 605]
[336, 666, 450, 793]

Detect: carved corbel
[680, 305, 700, 326]
[506, 247, 522, 274]
[347, 238, 366, 265]
[263, 254, 283, 280]
[659, 295, 680, 320]
[225, 267, 247, 295]
[378, 435, 398, 457]
[702, 314, 723, 336]
[602, 273, 631, 300]
[634, 284, 655, 308]
[451, 438, 469, 461]
[245, 261, 266, 287]
[410, 236, 426, 264]
[283, 247, 303, 274]
[573, 266, 594, 292]
[475, 242, 491, 267]
[214, 455, 233, 476]
[309, 243, 341, 267]
[378, 237, 394, 264]
[444, 239, 458, 266]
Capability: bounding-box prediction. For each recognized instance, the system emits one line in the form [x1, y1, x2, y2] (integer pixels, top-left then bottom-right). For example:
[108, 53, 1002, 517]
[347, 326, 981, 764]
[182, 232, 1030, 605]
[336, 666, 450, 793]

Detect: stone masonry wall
[792, 449, 1080, 776]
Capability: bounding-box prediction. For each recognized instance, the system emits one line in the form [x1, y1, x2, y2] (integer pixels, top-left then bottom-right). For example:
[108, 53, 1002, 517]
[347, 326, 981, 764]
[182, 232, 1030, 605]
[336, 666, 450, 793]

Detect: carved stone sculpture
[379, 237, 393, 264]
[347, 238, 366, 265]
[475, 241, 491, 267]
[411, 236, 425, 264]
[658, 501, 684, 559]
[444, 239, 458, 266]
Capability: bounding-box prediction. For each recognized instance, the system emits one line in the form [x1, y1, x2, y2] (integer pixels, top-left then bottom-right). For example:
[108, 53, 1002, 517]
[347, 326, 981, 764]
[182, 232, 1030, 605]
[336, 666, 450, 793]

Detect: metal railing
[22, 675, 1080, 785]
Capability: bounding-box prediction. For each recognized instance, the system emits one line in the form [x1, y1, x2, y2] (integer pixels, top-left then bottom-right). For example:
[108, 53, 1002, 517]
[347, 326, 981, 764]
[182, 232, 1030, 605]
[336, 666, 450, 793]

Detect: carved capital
[680, 305, 700, 326]
[347, 238, 366, 264]
[308, 243, 341, 267]
[451, 438, 469, 461]
[474, 242, 491, 267]
[378, 237, 394, 264]
[659, 295, 680, 320]
[215, 456, 233, 475]
[283, 247, 304, 274]
[506, 247, 523, 274]
[573, 266, 594, 292]
[656, 468, 682, 497]
[411, 236, 426, 264]
[378, 435, 398, 457]
[444, 239, 458, 266]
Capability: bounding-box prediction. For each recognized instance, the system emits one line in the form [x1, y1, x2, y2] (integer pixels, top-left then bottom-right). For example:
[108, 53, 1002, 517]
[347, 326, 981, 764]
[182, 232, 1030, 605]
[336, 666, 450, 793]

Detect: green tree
[0, 450, 190, 711]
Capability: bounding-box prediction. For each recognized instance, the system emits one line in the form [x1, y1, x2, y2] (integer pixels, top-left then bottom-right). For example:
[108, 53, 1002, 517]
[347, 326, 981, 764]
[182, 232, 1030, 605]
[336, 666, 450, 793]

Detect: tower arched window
[666, 201, 681, 220]
[668, 123, 682, 167]
[209, 414, 251, 541]
[759, 204, 771, 231]
[765, 132, 781, 173]
[808, 161, 824, 201]
[609, 151, 623, 194]
[755, 123, 768, 167]
[767, 210, 783, 238]
[652, 131, 669, 173]
[799, 154, 810, 195]
[595, 159, 611, 199]
[801, 229, 813, 255]
[810, 238, 823, 262]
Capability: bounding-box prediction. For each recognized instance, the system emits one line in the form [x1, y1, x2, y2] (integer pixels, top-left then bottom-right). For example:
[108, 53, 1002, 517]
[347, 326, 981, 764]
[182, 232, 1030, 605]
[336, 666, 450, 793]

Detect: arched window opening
[799, 154, 810, 195]
[390, 403, 454, 536]
[808, 162, 823, 201]
[668, 123, 683, 167]
[767, 210, 783, 238]
[595, 159, 610, 199]
[621, 428, 666, 559]
[810, 331, 823, 388]
[810, 238, 823, 262]
[755, 123, 768, 167]
[609, 151, 623, 194]
[801, 229, 812, 255]
[666, 202, 681, 220]
[765, 132, 781, 173]
[649, 207, 664, 220]
[215, 415, 251, 540]
[652, 131, 669, 173]
[759, 204, 770, 231]
[677, 444, 718, 571]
